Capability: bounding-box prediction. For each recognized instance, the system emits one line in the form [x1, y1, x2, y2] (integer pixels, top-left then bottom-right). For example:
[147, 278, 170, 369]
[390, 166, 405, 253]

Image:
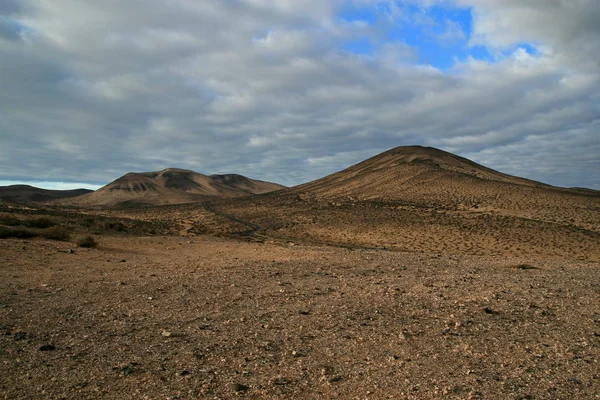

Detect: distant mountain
[60, 168, 285, 207]
[0, 185, 92, 204]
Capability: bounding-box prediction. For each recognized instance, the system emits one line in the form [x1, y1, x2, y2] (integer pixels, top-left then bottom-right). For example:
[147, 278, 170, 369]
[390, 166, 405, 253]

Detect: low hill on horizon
[0, 184, 92, 204]
[60, 168, 286, 207]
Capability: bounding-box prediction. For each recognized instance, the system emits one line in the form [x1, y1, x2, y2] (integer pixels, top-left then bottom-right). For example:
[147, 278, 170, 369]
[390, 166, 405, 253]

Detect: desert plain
[1, 147, 599, 399]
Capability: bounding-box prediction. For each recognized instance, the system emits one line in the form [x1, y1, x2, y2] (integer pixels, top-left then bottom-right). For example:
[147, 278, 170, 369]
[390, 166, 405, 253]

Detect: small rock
[161, 330, 172, 337]
[230, 383, 249, 392]
[483, 307, 494, 314]
[39, 344, 56, 351]
[328, 375, 343, 383]
[13, 332, 27, 341]
[180, 370, 191, 377]
[273, 377, 291, 385]
[291, 350, 302, 358]
[117, 362, 139, 376]
[121, 259, 126, 263]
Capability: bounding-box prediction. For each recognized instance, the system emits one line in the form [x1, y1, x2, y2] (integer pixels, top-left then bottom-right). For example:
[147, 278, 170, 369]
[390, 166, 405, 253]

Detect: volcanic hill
[0, 185, 92, 204]
[208, 146, 600, 261]
[61, 168, 285, 207]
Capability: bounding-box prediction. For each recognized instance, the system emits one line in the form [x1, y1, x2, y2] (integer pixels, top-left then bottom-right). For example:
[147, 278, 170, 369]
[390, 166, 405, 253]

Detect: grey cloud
[0, 17, 22, 41]
[0, 0, 598, 189]
[457, 0, 600, 71]
[0, 0, 21, 16]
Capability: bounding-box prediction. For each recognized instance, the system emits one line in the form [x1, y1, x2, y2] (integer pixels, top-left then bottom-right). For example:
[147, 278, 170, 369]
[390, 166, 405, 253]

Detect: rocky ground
[1, 233, 599, 399]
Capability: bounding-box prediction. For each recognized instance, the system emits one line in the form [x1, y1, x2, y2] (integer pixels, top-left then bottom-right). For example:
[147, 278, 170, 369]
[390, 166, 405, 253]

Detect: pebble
[39, 344, 56, 351]
[230, 383, 249, 392]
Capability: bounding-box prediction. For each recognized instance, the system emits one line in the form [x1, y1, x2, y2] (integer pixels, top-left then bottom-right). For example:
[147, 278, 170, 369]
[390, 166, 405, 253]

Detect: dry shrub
[0, 226, 37, 239]
[104, 221, 127, 232]
[76, 235, 98, 248]
[24, 217, 56, 229]
[514, 264, 539, 270]
[0, 215, 22, 226]
[42, 226, 71, 241]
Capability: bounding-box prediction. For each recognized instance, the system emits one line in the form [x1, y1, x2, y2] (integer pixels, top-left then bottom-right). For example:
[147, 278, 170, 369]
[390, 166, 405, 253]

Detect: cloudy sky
[1, 0, 599, 190]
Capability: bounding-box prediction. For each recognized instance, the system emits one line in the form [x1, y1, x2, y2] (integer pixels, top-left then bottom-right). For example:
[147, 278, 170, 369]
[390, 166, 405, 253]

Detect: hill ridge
[61, 169, 285, 207]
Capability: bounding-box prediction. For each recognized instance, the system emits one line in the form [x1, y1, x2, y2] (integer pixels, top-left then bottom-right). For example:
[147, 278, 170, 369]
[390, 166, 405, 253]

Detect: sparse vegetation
[76, 235, 98, 248]
[0, 215, 22, 226]
[0, 226, 37, 239]
[514, 263, 539, 270]
[0, 223, 70, 241]
[41, 226, 70, 241]
[104, 221, 127, 232]
[23, 217, 56, 229]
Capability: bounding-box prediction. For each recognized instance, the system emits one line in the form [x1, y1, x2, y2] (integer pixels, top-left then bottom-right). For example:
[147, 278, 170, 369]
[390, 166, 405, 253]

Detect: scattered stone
[230, 383, 249, 392]
[328, 375, 343, 383]
[180, 370, 191, 377]
[39, 344, 56, 351]
[273, 377, 291, 385]
[291, 350, 302, 358]
[161, 330, 172, 337]
[121, 259, 126, 263]
[13, 331, 27, 341]
[116, 362, 139, 376]
[483, 307, 494, 314]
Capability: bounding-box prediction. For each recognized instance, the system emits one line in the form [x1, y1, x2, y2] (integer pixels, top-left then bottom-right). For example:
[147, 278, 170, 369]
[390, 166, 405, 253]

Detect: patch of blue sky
[339, 37, 374, 55]
[338, 3, 378, 26]
[505, 42, 540, 56]
[336, 2, 499, 69]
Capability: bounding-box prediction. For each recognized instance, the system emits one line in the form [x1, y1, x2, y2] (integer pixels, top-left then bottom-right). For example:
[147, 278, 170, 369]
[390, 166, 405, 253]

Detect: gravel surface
[2, 235, 599, 399]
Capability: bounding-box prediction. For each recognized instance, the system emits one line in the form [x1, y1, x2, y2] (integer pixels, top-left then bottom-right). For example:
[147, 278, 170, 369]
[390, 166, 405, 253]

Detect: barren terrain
[2, 233, 599, 399]
[2, 146, 600, 398]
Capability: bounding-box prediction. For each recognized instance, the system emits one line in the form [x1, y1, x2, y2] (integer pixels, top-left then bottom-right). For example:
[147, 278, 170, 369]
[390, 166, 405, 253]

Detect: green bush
[76, 235, 98, 248]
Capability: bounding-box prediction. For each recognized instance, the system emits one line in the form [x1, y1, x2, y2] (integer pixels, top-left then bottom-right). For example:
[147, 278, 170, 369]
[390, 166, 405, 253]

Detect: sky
[1, 0, 599, 191]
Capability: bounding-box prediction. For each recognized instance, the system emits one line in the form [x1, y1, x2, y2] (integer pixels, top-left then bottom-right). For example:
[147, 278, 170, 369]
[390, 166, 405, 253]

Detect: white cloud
[0, 0, 598, 190]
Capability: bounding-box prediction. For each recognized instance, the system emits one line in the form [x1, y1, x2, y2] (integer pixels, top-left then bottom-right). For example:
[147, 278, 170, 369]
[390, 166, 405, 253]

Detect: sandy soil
[2, 234, 599, 399]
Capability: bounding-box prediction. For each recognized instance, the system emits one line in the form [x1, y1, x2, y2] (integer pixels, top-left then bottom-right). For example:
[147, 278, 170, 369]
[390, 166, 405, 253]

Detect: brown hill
[61, 168, 285, 207]
[0, 185, 92, 204]
[294, 145, 558, 200]
[202, 146, 599, 261]
[288, 145, 599, 224]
